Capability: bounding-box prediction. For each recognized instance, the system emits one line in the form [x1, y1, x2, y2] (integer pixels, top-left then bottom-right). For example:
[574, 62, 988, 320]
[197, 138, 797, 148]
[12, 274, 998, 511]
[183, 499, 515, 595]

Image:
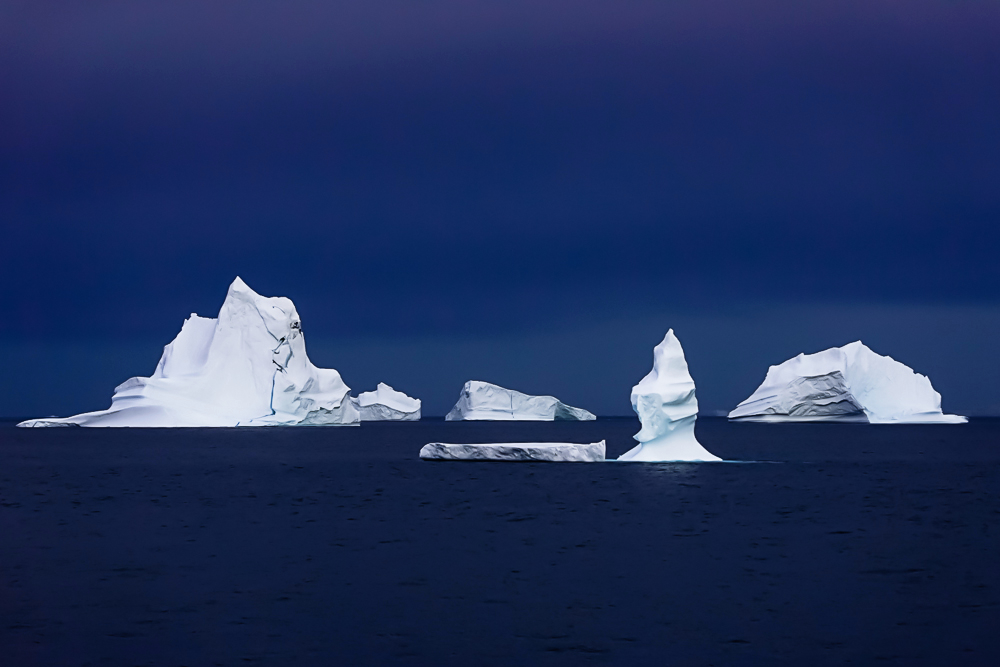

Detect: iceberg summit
[18, 278, 360, 427]
[619, 330, 721, 462]
[729, 341, 966, 424]
[351, 383, 421, 421]
[445, 380, 596, 421]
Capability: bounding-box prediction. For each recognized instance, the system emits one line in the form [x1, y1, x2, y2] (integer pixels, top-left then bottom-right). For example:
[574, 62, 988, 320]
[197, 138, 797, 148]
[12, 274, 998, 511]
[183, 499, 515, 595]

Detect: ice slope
[420, 441, 606, 462]
[728, 341, 966, 424]
[444, 381, 596, 421]
[619, 330, 721, 462]
[18, 278, 359, 427]
[352, 383, 421, 421]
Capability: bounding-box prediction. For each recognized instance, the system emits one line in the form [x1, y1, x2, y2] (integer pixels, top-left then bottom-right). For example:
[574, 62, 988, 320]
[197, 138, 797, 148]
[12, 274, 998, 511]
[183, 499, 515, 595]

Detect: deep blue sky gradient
[2, 1, 999, 416]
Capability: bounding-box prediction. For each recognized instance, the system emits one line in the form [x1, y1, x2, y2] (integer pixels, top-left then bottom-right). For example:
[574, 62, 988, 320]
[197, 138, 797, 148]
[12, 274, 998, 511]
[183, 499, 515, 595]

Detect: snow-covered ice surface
[729, 341, 966, 424]
[444, 381, 596, 421]
[619, 330, 721, 462]
[420, 440, 605, 462]
[18, 278, 359, 427]
[352, 383, 421, 421]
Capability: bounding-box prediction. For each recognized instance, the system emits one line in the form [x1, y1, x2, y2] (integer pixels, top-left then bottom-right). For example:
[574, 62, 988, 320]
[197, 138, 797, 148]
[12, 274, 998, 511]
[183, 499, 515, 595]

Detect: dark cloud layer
[1, 1, 998, 415]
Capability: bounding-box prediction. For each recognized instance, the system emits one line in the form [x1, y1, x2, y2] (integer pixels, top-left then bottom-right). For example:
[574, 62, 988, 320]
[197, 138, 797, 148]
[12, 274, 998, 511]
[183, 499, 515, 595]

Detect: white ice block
[729, 341, 966, 424]
[445, 380, 596, 421]
[618, 330, 721, 462]
[420, 440, 606, 462]
[18, 278, 359, 428]
[351, 383, 421, 421]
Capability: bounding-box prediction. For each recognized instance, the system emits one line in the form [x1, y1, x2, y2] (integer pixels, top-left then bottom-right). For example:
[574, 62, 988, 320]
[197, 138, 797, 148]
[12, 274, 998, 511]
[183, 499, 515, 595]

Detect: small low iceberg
[420, 441, 606, 462]
[729, 341, 966, 424]
[444, 381, 596, 421]
[351, 383, 421, 421]
[18, 278, 360, 427]
[619, 330, 721, 462]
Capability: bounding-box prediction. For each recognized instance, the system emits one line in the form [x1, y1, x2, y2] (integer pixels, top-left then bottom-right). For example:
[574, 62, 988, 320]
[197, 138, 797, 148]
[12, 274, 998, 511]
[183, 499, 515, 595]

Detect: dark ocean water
[1, 417, 998, 666]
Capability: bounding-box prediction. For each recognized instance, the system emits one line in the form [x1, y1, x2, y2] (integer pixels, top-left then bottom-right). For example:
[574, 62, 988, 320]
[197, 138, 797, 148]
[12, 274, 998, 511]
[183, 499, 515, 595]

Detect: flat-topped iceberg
[18, 278, 360, 427]
[351, 383, 421, 421]
[729, 341, 966, 424]
[444, 380, 596, 421]
[420, 441, 606, 462]
[619, 330, 721, 462]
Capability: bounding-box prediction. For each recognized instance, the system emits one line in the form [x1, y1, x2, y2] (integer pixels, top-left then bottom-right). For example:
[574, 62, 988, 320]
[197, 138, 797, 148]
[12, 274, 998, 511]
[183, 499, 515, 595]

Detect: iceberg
[728, 341, 966, 424]
[351, 383, 421, 421]
[18, 278, 360, 427]
[420, 441, 606, 462]
[619, 330, 721, 462]
[444, 380, 596, 421]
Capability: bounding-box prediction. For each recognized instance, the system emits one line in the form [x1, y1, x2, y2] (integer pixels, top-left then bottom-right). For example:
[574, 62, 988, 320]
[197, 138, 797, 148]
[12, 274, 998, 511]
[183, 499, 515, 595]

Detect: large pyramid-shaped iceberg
[729, 341, 966, 424]
[445, 381, 596, 421]
[619, 330, 721, 462]
[18, 278, 360, 427]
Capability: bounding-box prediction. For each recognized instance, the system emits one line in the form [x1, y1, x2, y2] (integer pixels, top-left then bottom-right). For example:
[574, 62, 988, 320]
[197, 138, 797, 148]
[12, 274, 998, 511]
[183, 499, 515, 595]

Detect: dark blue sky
[2, 1, 999, 417]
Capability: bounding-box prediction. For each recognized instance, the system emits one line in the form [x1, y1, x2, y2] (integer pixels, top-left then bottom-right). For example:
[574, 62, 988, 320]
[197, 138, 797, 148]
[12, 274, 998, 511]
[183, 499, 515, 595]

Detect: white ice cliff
[420, 441, 606, 462]
[18, 278, 360, 427]
[619, 330, 721, 462]
[728, 341, 966, 424]
[351, 383, 421, 421]
[444, 380, 596, 421]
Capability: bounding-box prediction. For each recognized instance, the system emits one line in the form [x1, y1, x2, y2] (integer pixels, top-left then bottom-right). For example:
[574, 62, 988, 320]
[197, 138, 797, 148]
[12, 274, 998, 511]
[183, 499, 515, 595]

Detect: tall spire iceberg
[619, 330, 721, 462]
[18, 278, 360, 427]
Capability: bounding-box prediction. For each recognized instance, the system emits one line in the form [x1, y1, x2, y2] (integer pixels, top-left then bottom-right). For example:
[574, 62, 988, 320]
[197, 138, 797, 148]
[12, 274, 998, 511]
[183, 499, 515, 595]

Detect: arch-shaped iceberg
[729, 341, 966, 424]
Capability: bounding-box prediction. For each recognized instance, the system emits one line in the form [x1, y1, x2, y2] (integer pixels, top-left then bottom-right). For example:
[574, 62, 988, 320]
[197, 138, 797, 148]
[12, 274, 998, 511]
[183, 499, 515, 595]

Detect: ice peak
[229, 275, 250, 292]
[633, 329, 697, 409]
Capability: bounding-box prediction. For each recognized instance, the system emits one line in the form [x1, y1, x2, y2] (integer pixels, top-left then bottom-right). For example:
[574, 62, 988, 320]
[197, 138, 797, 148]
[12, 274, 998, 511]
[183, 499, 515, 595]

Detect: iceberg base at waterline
[618, 417, 721, 462]
[420, 441, 606, 462]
